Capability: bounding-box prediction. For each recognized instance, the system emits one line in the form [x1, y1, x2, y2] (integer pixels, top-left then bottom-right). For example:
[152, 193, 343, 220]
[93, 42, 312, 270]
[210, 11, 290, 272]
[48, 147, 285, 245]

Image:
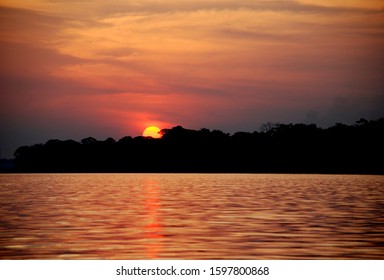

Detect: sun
[143, 126, 161, 138]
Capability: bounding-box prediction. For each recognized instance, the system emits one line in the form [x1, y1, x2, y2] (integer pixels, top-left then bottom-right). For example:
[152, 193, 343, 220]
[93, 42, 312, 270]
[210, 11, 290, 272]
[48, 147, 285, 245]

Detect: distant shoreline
[6, 118, 384, 175]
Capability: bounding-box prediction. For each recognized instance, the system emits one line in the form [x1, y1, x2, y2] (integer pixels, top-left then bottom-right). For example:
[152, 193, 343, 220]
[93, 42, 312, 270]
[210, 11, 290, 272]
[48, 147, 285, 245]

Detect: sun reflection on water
[0, 174, 383, 259]
[143, 180, 163, 258]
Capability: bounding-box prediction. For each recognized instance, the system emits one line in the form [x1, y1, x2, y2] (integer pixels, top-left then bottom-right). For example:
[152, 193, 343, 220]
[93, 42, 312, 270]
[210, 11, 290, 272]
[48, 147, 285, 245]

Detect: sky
[1, 0, 384, 158]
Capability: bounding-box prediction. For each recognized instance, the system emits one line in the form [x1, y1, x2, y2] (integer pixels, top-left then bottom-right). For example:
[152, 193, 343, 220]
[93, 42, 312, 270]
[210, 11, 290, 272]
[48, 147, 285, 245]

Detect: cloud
[0, 1, 383, 158]
[0, 6, 67, 46]
[35, 0, 384, 16]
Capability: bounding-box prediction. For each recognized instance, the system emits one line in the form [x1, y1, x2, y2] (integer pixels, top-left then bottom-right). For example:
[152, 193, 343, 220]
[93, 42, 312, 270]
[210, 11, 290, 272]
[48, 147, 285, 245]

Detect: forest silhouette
[10, 118, 384, 174]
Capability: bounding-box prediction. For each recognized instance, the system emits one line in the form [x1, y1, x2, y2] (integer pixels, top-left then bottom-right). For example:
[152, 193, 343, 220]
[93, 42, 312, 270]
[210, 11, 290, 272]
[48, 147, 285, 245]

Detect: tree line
[11, 118, 384, 174]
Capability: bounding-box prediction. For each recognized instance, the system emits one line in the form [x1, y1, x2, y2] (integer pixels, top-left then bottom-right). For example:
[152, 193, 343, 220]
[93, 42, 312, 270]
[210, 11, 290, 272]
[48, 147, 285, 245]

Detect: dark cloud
[39, 0, 383, 18]
[96, 0, 382, 16]
[0, 6, 66, 44]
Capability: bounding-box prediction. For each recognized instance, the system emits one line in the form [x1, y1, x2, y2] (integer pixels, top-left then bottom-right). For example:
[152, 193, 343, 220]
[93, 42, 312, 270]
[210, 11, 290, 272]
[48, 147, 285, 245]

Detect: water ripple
[1, 174, 383, 259]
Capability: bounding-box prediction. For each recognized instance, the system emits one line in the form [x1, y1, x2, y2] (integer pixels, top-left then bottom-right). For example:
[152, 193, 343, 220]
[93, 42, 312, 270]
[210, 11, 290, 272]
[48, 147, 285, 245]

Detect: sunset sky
[1, 0, 383, 158]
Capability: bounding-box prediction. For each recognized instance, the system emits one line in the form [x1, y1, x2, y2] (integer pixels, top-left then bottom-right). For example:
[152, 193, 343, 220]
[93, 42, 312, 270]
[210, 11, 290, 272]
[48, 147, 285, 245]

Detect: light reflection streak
[0, 174, 383, 259]
[143, 179, 163, 259]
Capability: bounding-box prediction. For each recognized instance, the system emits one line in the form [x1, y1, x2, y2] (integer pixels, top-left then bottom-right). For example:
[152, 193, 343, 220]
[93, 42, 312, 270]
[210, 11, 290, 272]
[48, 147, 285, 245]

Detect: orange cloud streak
[1, 0, 383, 157]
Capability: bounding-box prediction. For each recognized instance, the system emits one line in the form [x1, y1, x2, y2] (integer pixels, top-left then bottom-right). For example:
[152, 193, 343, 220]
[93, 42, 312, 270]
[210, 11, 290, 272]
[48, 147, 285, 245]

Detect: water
[0, 174, 383, 259]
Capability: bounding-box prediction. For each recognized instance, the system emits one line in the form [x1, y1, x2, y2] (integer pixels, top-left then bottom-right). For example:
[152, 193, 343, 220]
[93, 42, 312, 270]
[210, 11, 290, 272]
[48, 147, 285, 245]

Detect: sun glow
[143, 126, 161, 138]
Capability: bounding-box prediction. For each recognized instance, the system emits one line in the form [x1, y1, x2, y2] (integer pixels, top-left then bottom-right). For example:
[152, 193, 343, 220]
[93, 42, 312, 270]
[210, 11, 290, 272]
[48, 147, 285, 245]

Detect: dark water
[0, 174, 383, 259]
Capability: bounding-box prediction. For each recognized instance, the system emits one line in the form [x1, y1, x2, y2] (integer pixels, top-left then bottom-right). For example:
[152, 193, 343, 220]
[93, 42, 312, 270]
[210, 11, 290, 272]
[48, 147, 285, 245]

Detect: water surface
[0, 174, 383, 259]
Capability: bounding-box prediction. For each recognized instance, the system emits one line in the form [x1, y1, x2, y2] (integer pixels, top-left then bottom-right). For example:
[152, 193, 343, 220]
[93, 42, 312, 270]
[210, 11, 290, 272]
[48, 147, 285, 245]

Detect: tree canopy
[11, 118, 384, 174]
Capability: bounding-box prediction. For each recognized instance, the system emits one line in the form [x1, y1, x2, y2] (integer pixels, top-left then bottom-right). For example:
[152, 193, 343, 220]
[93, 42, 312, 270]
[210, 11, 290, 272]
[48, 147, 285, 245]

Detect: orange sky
[1, 0, 383, 157]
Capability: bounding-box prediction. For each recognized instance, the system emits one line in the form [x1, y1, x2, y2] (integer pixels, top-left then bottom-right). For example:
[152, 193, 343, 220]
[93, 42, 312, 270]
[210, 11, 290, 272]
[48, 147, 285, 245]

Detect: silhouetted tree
[11, 118, 384, 174]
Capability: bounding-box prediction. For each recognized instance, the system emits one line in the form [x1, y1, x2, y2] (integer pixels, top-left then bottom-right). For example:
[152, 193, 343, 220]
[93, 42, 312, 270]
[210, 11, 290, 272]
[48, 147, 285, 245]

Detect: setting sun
[143, 126, 161, 138]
